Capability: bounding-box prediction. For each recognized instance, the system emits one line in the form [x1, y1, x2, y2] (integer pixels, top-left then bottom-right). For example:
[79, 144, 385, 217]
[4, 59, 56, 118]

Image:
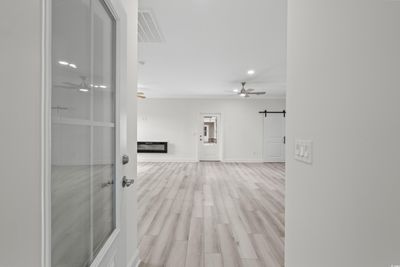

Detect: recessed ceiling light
[99, 85, 107, 89]
[79, 88, 89, 92]
[94, 85, 99, 88]
[240, 93, 246, 97]
[69, 63, 77, 69]
[247, 70, 255, 75]
[58, 61, 69, 65]
[233, 89, 240, 93]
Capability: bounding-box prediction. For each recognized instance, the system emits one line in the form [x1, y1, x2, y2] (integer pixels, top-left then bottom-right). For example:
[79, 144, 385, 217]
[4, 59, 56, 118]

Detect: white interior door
[51, 0, 126, 266]
[198, 114, 221, 161]
[263, 113, 286, 162]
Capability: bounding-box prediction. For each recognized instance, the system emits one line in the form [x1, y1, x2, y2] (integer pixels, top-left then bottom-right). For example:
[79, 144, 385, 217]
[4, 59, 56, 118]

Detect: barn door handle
[283, 136, 286, 144]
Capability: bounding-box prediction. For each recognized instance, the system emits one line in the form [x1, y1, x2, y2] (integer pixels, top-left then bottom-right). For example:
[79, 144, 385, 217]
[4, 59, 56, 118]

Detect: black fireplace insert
[137, 142, 168, 153]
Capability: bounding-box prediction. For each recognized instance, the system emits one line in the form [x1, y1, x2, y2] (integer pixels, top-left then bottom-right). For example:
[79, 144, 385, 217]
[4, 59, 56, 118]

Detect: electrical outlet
[295, 139, 313, 164]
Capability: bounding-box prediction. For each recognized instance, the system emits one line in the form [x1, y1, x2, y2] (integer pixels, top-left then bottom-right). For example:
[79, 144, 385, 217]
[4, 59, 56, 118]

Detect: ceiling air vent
[138, 10, 164, 43]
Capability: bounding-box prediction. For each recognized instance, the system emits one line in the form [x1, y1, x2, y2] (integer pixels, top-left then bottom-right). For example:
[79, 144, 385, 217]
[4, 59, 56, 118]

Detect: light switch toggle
[295, 139, 313, 164]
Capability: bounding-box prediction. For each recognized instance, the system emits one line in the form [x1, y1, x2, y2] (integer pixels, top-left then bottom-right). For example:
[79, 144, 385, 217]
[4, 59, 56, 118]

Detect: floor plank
[138, 162, 285, 267]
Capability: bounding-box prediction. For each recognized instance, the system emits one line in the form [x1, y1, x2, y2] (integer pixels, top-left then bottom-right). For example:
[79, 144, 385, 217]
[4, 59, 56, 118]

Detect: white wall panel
[286, 1, 400, 266]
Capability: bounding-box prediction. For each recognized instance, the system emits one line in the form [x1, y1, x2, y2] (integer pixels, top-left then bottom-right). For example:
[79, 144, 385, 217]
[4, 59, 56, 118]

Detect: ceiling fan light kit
[235, 82, 266, 98]
[137, 91, 146, 99]
[78, 76, 90, 92]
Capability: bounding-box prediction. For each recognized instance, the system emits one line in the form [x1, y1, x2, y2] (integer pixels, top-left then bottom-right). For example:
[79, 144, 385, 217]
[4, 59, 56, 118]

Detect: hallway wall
[0, 0, 43, 266]
[137, 98, 285, 162]
[286, 1, 400, 266]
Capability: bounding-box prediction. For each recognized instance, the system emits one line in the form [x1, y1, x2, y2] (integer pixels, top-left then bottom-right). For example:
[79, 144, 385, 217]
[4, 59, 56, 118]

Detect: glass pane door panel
[203, 116, 218, 144]
[92, 126, 115, 255]
[52, 0, 91, 121]
[51, 0, 116, 266]
[92, 0, 116, 256]
[93, 0, 115, 123]
[51, 124, 91, 267]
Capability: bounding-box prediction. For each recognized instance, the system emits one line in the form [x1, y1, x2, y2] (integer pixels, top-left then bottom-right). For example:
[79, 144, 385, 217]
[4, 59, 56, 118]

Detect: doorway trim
[41, 0, 51, 266]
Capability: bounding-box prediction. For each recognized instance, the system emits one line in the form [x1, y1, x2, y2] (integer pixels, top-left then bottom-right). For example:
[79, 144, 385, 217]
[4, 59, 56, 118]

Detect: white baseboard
[138, 158, 269, 163]
[137, 158, 198, 163]
[222, 159, 264, 163]
[128, 250, 140, 267]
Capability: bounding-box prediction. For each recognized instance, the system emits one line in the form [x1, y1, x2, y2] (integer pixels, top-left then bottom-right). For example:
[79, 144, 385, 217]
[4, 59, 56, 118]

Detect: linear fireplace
[137, 142, 168, 153]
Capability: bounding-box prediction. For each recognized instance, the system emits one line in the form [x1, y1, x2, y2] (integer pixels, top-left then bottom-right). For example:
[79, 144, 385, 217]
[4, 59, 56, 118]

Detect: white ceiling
[138, 0, 287, 98]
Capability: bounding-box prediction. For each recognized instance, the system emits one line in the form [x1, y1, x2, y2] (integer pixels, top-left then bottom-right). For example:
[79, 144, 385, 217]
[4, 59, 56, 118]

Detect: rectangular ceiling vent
[138, 10, 164, 43]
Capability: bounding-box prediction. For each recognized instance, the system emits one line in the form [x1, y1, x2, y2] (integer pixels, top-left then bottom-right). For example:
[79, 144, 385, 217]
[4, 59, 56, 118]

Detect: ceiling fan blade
[63, 81, 80, 87]
[246, 88, 255, 92]
[53, 84, 76, 89]
[137, 91, 145, 95]
[137, 95, 146, 99]
[248, 91, 266, 95]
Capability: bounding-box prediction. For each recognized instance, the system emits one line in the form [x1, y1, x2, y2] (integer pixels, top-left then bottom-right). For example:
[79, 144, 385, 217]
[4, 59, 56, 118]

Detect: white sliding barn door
[263, 113, 286, 162]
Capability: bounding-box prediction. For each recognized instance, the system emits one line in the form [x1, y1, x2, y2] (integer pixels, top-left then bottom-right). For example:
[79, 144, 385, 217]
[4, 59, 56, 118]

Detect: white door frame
[41, 0, 128, 266]
[197, 113, 223, 161]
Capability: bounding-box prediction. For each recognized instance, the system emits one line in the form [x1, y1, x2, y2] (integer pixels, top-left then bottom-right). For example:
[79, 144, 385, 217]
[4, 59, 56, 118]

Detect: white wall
[286, 1, 400, 267]
[0, 0, 42, 266]
[138, 98, 285, 162]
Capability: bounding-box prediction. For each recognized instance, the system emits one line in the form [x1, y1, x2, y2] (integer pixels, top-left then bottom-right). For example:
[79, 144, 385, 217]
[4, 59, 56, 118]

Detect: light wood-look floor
[137, 162, 285, 267]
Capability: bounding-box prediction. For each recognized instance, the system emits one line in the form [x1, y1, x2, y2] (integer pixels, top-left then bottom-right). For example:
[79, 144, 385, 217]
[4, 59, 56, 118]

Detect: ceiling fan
[235, 82, 266, 97]
[54, 76, 91, 92]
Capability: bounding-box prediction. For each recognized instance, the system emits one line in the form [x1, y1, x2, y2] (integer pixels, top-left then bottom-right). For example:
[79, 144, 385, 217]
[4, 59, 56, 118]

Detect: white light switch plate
[295, 139, 313, 164]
